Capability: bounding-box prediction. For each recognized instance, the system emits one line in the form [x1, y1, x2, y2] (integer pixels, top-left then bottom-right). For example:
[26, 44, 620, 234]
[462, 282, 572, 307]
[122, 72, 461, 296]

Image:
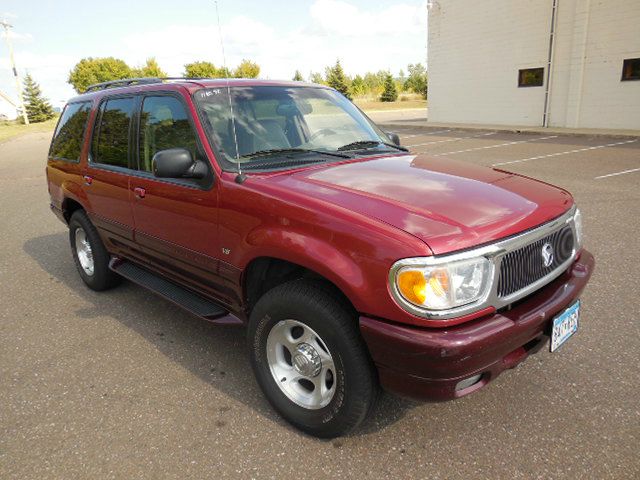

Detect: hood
[270, 154, 573, 255]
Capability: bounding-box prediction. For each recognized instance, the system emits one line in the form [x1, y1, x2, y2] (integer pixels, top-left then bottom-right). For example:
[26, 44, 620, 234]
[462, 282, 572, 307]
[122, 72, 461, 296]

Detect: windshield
[193, 85, 397, 171]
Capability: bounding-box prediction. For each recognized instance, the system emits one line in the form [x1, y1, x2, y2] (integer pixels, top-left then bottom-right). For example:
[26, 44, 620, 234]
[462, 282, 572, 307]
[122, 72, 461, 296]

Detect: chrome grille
[497, 225, 574, 298]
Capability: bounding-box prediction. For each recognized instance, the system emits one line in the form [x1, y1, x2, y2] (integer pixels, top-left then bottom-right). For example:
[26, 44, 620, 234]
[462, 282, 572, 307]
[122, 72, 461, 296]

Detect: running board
[109, 259, 240, 325]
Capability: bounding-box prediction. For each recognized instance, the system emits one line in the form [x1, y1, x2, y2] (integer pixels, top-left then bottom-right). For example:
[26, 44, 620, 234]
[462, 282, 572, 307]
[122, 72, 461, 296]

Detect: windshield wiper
[243, 148, 350, 159]
[337, 140, 408, 152]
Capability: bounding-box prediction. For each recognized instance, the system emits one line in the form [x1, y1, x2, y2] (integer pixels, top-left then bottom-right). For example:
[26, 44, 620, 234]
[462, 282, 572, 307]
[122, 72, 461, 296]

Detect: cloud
[121, 1, 427, 79]
[310, 0, 425, 36]
[0, 0, 428, 117]
[0, 30, 33, 42]
[0, 52, 77, 112]
[121, 15, 277, 75]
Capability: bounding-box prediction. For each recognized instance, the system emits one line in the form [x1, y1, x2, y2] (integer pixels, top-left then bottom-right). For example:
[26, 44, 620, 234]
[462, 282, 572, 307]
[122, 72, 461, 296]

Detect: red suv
[46, 78, 594, 437]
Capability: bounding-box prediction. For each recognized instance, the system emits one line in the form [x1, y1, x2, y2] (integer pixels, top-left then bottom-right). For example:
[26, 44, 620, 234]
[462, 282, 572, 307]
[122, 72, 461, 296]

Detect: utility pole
[1, 19, 29, 124]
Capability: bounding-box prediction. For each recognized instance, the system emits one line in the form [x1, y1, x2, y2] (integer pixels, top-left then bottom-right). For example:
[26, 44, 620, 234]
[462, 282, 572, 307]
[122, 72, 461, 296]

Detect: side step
[110, 259, 240, 325]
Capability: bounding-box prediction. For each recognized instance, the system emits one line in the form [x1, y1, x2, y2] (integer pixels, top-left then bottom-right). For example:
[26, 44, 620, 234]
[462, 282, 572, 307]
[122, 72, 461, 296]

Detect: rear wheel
[248, 280, 377, 438]
[69, 210, 120, 291]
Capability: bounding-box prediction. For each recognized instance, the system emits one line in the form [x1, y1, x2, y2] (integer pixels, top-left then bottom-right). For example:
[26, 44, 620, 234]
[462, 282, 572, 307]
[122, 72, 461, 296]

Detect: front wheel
[248, 280, 377, 438]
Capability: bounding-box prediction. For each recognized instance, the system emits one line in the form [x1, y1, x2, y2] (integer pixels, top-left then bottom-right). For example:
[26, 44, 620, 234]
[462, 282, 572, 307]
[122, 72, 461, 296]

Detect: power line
[1, 19, 29, 124]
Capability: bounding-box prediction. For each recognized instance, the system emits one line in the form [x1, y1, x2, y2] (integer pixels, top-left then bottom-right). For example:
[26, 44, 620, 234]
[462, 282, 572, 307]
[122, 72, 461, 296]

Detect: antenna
[214, 1, 243, 179]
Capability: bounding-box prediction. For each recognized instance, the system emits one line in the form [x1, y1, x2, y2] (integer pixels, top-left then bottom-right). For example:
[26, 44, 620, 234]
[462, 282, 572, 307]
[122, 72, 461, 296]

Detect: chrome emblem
[541, 243, 554, 267]
[292, 343, 322, 377]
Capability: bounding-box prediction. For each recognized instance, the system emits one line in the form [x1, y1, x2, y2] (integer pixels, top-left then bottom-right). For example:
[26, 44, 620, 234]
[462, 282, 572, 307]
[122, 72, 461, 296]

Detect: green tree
[350, 74, 367, 97]
[68, 57, 132, 93]
[233, 59, 260, 78]
[398, 69, 406, 91]
[22, 73, 55, 123]
[309, 71, 324, 85]
[183, 61, 229, 78]
[380, 73, 398, 102]
[292, 70, 304, 81]
[404, 63, 428, 98]
[132, 57, 167, 78]
[363, 71, 387, 95]
[325, 60, 351, 100]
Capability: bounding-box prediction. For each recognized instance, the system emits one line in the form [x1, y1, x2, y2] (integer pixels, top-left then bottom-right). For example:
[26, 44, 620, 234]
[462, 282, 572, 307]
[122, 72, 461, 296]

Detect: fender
[60, 178, 92, 214]
[240, 226, 378, 313]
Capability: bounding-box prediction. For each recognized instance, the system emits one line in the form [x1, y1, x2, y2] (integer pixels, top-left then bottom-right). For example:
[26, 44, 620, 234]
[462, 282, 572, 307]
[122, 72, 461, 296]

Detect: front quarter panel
[217, 172, 434, 326]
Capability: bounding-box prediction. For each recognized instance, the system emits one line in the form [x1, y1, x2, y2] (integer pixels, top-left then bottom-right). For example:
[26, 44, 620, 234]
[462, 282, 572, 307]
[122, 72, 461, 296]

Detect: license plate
[550, 300, 580, 352]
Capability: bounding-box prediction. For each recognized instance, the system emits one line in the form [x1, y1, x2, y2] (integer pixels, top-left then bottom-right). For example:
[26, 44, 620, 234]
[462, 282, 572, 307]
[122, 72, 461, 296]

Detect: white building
[427, 0, 640, 130]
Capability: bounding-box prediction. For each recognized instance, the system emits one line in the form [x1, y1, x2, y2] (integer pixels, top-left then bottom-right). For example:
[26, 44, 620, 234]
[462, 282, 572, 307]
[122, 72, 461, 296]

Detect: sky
[0, 0, 428, 118]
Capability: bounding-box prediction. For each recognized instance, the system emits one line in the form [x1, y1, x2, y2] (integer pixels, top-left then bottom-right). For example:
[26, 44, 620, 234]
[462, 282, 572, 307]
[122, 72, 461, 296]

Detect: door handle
[133, 186, 146, 199]
[83, 175, 93, 185]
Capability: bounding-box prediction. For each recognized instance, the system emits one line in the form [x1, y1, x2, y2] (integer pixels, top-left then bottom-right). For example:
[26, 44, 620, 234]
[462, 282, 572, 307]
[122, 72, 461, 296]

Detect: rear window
[49, 101, 92, 161]
[91, 97, 135, 168]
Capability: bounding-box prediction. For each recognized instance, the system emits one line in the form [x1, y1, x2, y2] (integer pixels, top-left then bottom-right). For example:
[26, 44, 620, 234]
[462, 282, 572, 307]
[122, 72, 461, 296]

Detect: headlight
[573, 208, 583, 247]
[392, 257, 492, 311]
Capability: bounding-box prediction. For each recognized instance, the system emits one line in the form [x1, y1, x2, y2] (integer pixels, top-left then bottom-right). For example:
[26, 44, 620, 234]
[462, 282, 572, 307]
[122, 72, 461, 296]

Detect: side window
[91, 97, 135, 168]
[49, 101, 92, 161]
[138, 96, 198, 172]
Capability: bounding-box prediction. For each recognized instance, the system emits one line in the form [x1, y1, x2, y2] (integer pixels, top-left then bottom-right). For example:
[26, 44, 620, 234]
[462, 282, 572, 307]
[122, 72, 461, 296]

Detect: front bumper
[360, 249, 594, 401]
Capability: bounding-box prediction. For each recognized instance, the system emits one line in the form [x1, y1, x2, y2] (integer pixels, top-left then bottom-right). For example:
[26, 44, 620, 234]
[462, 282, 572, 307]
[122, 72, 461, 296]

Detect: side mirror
[152, 148, 207, 179]
[386, 132, 401, 147]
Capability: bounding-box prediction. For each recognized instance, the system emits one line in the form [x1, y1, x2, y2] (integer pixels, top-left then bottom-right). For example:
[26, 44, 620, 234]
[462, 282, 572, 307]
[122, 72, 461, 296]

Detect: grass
[0, 116, 59, 144]
[354, 95, 427, 113]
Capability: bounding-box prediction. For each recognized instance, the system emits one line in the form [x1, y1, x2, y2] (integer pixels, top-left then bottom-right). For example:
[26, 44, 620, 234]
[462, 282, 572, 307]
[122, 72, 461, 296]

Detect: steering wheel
[308, 128, 337, 142]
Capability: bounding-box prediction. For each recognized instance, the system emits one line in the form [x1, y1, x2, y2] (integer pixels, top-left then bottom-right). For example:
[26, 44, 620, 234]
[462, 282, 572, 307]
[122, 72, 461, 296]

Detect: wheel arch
[59, 178, 91, 223]
[61, 197, 85, 223]
[243, 256, 358, 317]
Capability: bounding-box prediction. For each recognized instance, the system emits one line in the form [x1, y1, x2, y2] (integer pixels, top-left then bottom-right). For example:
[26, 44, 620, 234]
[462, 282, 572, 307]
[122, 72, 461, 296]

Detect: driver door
[128, 93, 229, 304]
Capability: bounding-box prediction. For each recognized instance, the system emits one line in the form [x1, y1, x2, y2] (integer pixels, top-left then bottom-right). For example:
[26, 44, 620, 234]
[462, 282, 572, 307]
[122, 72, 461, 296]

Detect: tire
[69, 210, 120, 291]
[248, 279, 378, 438]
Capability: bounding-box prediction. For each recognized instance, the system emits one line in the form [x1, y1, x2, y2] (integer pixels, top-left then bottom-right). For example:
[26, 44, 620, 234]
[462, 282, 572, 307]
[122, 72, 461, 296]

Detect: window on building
[518, 68, 544, 87]
[621, 58, 640, 81]
[49, 101, 92, 161]
[91, 97, 135, 168]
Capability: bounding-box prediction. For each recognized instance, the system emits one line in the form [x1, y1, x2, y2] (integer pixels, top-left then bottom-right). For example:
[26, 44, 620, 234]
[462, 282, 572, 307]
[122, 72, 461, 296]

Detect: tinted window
[194, 86, 388, 169]
[92, 97, 135, 168]
[138, 96, 197, 172]
[49, 102, 92, 161]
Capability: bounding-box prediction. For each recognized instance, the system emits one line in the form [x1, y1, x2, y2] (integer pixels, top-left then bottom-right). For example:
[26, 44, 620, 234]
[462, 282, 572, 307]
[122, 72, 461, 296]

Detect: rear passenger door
[128, 93, 227, 303]
[85, 96, 137, 246]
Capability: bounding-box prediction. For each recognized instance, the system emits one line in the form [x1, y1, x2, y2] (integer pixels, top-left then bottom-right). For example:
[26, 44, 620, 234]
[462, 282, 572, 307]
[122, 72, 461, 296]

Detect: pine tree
[325, 60, 352, 100]
[309, 72, 324, 85]
[23, 74, 55, 123]
[292, 70, 304, 81]
[380, 73, 398, 102]
[350, 75, 367, 97]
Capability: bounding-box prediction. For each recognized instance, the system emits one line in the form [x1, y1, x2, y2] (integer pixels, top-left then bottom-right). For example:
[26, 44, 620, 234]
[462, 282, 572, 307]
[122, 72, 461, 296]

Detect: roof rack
[84, 77, 208, 93]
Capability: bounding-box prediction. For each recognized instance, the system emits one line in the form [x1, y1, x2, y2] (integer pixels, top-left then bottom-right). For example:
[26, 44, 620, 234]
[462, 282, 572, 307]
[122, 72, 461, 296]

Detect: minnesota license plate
[550, 300, 580, 352]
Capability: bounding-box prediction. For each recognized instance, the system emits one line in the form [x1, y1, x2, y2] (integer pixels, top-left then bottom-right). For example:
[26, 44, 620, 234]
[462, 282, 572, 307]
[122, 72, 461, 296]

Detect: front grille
[497, 225, 574, 298]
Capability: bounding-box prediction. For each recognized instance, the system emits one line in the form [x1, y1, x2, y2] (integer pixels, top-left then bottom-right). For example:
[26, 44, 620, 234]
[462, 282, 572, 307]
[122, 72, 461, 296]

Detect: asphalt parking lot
[1, 128, 639, 479]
